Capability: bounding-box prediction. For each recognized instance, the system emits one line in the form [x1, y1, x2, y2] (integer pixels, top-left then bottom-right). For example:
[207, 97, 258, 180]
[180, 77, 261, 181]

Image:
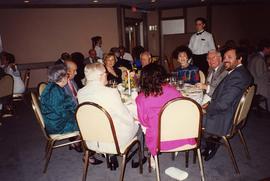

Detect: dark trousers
[192, 54, 209, 76]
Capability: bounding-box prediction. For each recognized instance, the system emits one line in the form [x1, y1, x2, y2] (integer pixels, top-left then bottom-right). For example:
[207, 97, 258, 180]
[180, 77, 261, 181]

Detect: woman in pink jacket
[136, 63, 196, 156]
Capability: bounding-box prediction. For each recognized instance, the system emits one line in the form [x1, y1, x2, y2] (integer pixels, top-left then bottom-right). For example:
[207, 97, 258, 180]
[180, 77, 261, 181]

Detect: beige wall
[212, 4, 270, 46]
[0, 8, 119, 87]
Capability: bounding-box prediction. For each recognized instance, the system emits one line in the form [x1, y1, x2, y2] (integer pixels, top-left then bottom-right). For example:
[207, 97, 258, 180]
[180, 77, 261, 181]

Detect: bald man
[140, 51, 152, 68]
[64, 60, 78, 104]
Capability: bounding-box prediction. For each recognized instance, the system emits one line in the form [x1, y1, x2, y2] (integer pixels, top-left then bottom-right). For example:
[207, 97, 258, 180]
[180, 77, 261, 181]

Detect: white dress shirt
[188, 30, 216, 55]
[121, 52, 133, 62]
[77, 82, 138, 151]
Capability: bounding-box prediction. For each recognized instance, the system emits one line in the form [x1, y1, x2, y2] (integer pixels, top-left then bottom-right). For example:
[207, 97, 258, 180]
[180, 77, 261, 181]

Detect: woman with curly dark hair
[173, 45, 200, 84]
[135, 63, 196, 157]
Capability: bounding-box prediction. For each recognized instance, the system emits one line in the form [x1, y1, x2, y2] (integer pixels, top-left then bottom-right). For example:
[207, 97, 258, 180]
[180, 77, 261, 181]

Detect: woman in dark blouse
[104, 53, 122, 84]
[173, 45, 200, 85]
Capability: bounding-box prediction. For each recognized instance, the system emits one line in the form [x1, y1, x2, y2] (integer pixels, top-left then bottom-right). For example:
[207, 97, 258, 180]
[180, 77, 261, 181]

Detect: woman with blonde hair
[103, 53, 122, 84]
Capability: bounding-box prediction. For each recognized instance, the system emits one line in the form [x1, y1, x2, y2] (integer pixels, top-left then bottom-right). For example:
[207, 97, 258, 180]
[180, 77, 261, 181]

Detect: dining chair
[37, 82, 48, 97]
[23, 68, 31, 91]
[30, 92, 81, 173]
[204, 85, 255, 174]
[151, 97, 205, 181]
[199, 70, 206, 84]
[75, 102, 143, 181]
[0, 74, 14, 117]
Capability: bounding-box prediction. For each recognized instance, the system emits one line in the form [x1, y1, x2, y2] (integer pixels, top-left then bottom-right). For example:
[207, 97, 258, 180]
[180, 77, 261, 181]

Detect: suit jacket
[204, 65, 253, 136]
[206, 64, 228, 97]
[77, 82, 138, 151]
[63, 79, 78, 105]
[114, 57, 132, 70]
[247, 52, 269, 97]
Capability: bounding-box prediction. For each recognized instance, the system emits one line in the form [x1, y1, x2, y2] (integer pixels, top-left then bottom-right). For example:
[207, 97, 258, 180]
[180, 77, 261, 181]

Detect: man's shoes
[109, 155, 119, 170]
[204, 144, 220, 161]
[89, 156, 103, 165]
[131, 156, 147, 168]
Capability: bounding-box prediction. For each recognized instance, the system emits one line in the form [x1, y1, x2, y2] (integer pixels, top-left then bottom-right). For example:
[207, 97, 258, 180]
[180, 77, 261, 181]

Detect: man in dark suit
[202, 47, 253, 161]
[55, 52, 71, 65]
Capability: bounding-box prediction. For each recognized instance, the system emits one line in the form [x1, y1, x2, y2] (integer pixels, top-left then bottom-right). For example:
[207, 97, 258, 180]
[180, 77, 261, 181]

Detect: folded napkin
[165, 167, 188, 180]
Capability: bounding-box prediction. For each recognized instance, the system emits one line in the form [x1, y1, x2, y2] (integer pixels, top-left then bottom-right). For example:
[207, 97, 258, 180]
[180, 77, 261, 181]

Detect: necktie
[68, 80, 77, 97]
[210, 70, 216, 83]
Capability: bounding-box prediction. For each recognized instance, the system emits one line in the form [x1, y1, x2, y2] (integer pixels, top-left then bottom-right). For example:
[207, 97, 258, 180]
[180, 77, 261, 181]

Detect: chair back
[30, 92, 49, 139]
[157, 97, 202, 151]
[199, 70, 206, 84]
[0, 74, 14, 98]
[23, 69, 30, 90]
[230, 85, 255, 135]
[76, 102, 120, 154]
[37, 82, 47, 97]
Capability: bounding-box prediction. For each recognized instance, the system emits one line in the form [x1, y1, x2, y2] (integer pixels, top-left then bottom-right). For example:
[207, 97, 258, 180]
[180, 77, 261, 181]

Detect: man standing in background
[189, 17, 216, 75]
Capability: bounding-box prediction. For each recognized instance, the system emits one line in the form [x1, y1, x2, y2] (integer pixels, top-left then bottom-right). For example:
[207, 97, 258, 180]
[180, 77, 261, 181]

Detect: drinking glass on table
[170, 72, 178, 86]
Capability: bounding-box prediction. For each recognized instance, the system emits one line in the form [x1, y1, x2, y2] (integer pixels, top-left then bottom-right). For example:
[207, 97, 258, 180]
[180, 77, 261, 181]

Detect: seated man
[196, 50, 228, 97]
[64, 60, 78, 105]
[55, 52, 71, 65]
[140, 51, 152, 68]
[202, 47, 253, 161]
[84, 49, 103, 65]
[77, 63, 143, 169]
[111, 47, 132, 70]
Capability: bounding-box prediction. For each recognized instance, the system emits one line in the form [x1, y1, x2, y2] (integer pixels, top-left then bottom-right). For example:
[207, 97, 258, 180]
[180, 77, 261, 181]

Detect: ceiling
[0, 0, 268, 10]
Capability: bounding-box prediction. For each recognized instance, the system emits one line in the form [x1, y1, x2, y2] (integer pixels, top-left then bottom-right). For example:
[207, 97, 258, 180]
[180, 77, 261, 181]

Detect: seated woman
[1, 52, 25, 94]
[136, 63, 196, 156]
[173, 46, 200, 85]
[77, 63, 140, 169]
[104, 53, 122, 84]
[40, 64, 78, 135]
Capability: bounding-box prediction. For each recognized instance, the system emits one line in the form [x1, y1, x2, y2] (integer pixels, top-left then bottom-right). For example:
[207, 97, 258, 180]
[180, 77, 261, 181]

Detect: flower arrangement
[123, 71, 138, 90]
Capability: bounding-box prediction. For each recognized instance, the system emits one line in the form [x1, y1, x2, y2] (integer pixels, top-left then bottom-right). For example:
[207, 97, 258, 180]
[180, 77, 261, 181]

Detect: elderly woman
[77, 63, 140, 169]
[173, 45, 200, 84]
[104, 53, 122, 84]
[136, 63, 196, 156]
[40, 64, 78, 135]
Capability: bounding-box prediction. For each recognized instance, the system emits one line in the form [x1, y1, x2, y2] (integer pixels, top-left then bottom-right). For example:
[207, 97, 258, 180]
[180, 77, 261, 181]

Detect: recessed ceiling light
[93, 0, 99, 3]
[24, 0, 30, 3]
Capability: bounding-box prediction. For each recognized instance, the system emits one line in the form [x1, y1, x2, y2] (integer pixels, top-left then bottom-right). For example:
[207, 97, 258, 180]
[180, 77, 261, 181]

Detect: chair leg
[197, 148, 205, 181]
[171, 152, 175, 161]
[119, 155, 127, 181]
[44, 140, 50, 159]
[238, 130, 251, 159]
[148, 153, 152, 173]
[105, 154, 110, 168]
[185, 151, 189, 168]
[82, 150, 90, 181]
[43, 140, 55, 173]
[193, 150, 197, 164]
[154, 155, 160, 181]
[137, 141, 143, 174]
[222, 136, 240, 174]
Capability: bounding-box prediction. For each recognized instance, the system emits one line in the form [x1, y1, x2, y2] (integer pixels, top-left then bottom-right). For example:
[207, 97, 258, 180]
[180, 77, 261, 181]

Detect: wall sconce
[149, 25, 158, 31]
